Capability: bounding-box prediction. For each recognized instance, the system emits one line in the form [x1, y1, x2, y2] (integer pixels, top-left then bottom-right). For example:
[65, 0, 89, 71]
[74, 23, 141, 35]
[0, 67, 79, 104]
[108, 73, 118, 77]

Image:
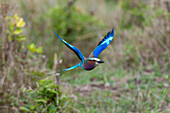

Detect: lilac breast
[83, 61, 96, 71]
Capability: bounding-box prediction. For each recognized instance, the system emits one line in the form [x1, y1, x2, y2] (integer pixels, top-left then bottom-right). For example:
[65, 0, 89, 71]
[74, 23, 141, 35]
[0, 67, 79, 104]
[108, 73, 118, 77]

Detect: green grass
[61, 64, 169, 113]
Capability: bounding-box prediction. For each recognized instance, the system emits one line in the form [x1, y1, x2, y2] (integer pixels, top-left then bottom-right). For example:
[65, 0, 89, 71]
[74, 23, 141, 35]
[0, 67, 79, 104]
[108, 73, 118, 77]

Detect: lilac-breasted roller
[53, 28, 114, 71]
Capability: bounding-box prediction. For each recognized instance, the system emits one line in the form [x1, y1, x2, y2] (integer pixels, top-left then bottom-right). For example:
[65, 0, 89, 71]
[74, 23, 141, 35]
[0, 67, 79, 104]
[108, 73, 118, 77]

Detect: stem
[2, 13, 6, 76]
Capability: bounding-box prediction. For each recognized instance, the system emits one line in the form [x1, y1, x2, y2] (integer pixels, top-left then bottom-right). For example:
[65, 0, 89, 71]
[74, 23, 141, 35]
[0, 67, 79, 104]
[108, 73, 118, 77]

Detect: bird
[53, 28, 114, 71]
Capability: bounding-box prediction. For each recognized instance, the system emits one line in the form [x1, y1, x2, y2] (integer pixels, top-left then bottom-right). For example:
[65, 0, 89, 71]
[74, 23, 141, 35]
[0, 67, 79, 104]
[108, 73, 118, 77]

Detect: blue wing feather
[62, 63, 80, 71]
[92, 28, 114, 58]
[53, 31, 84, 61]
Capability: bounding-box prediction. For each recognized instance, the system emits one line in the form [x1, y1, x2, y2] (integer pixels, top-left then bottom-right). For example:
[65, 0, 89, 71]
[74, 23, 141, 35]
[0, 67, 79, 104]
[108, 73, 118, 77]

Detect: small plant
[6, 13, 26, 41]
[6, 13, 43, 53]
[20, 77, 68, 112]
[0, 13, 47, 112]
[28, 43, 43, 53]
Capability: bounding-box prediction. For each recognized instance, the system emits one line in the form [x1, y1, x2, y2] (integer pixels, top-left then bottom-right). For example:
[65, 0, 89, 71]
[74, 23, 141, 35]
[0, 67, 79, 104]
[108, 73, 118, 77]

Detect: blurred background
[0, 0, 169, 112]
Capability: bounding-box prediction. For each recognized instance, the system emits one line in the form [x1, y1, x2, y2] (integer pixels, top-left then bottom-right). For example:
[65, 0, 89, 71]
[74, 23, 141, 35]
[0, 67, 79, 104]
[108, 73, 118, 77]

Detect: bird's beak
[98, 60, 104, 63]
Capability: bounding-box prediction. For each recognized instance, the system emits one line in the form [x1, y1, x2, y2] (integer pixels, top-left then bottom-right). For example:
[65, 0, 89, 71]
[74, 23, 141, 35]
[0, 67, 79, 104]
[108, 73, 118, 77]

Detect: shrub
[20, 77, 68, 112]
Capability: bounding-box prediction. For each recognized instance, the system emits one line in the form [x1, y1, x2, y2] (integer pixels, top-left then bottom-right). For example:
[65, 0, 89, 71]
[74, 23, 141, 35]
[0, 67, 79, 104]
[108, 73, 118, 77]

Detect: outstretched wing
[89, 28, 114, 58]
[53, 31, 84, 61]
[62, 63, 80, 72]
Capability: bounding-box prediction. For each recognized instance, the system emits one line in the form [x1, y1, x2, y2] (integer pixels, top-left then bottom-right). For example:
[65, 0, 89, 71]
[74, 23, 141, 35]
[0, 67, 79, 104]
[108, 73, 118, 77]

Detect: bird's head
[85, 58, 104, 65]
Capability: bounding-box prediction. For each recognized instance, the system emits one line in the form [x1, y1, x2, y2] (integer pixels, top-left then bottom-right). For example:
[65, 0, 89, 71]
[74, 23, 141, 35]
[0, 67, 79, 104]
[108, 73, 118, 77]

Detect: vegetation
[20, 77, 68, 112]
[0, 0, 169, 112]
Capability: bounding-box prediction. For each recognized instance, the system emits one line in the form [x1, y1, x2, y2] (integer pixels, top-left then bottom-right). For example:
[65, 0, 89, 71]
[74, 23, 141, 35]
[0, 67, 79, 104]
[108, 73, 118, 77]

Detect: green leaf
[16, 36, 26, 41]
[28, 43, 36, 52]
[19, 37, 26, 41]
[13, 29, 23, 35]
[35, 99, 47, 103]
[20, 107, 30, 112]
[30, 105, 36, 110]
[36, 47, 43, 53]
[10, 25, 14, 32]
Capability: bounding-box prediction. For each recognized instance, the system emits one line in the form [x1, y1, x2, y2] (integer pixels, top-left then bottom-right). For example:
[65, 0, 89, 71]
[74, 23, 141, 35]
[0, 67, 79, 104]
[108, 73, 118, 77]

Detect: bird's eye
[87, 60, 95, 63]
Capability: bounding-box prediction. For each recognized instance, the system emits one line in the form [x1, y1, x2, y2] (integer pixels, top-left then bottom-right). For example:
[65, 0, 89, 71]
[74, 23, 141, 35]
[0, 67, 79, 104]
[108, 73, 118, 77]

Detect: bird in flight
[53, 28, 114, 71]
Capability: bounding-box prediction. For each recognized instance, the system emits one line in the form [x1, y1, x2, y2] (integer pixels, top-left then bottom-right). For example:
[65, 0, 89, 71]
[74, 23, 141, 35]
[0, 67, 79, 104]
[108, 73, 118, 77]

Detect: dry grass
[0, 0, 169, 112]
[0, 1, 49, 112]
